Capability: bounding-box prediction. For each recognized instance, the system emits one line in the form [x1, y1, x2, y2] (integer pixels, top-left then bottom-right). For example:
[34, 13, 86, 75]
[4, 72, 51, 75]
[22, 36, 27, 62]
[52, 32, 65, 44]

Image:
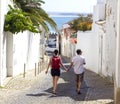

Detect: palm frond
[12, 0, 57, 32]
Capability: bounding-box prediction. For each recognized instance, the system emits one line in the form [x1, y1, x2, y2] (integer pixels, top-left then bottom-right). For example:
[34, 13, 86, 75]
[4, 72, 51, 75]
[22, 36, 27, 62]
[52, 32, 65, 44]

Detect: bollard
[38, 62, 39, 74]
[23, 63, 26, 78]
[40, 61, 42, 72]
[35, 63, 36, 76]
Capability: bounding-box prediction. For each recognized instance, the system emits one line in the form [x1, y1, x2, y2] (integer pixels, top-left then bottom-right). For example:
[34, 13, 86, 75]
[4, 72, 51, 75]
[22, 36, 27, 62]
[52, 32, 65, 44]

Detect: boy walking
[68, 49, 86, 94]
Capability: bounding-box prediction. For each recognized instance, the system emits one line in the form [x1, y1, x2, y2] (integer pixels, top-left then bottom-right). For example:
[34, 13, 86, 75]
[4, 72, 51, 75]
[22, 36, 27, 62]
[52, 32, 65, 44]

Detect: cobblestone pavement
[0, 56, 114, 104]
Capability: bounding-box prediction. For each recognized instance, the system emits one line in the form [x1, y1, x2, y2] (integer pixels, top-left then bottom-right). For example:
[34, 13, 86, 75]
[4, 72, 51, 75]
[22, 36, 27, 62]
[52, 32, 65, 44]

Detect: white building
[0, 0, 41, 86]
[61, 0, 120, 103]
[77, 0, 119, 103]
[93, 0, 120, 103]
[61, 23, 76, 58]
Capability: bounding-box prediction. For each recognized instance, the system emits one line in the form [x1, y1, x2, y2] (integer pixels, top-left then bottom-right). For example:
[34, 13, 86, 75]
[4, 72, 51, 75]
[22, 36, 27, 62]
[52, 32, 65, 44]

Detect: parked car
[45, 44, 57, 55]
[47, 38, 56, 45]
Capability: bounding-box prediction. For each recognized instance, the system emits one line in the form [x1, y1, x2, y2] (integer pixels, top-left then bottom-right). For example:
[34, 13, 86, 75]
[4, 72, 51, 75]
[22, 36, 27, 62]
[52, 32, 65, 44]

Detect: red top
[51, 56, 60, 69]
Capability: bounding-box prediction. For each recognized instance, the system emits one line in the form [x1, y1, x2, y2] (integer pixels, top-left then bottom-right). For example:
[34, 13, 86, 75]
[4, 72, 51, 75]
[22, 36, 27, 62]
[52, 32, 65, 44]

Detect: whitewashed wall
[105, 0, 117, 79]
[92, 2, 106, 75]
[6, 32, 13, 77]
[76, 31, 99, 73]
[27, 32, 40, 70]
[0, 0, 41, 85]
[0, 0, 12, 85]
[61, 35, 70, 57]
[115, 1, 120, 103]
[116, 0, 120, 88]
[5, 31, 40, 77]
[93, 3, 105, 21]
[13, 32, 40, 75]
[61, 32, 76, 58]
[61, 24, 76, 58]
[91, 0, 117, 80]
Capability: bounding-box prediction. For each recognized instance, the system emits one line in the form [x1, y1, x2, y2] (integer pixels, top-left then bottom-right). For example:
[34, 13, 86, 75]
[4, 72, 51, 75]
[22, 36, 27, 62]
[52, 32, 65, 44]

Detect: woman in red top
[45, 49, 67, 94]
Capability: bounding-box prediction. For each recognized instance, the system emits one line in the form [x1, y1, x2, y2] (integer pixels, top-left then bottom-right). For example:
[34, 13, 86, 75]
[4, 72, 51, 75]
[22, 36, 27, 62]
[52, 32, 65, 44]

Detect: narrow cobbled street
[0, 56, 114, 104]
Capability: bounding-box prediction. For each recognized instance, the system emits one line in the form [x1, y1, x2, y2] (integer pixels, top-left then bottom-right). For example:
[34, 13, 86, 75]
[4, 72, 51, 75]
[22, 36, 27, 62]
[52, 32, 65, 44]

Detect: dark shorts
[51, 69, 60, 77]
[75, 72, 84, 82]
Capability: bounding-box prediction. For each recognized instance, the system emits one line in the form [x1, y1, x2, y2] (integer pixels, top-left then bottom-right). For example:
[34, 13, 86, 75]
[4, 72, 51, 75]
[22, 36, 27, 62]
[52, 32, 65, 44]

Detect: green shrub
[4, 5, 39, 34]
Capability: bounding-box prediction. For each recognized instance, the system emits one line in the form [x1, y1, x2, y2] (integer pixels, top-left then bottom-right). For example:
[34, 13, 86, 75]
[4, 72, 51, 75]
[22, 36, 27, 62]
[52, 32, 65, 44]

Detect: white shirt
[72, 55, 86, 74]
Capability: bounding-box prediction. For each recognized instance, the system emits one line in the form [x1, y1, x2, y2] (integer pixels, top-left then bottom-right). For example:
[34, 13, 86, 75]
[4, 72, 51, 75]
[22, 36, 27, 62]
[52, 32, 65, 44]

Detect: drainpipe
[114, 0, 120, 103]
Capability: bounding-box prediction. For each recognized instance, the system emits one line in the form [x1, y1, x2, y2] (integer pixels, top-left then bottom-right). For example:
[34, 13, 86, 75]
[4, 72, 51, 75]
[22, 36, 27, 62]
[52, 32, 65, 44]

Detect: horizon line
[47, 11, 93, 16]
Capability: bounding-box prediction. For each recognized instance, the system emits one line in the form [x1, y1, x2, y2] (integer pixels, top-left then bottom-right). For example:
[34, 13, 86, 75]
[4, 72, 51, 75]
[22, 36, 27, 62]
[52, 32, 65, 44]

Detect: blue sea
[48, 13, 79, 32]
[51, 16, 77, 29]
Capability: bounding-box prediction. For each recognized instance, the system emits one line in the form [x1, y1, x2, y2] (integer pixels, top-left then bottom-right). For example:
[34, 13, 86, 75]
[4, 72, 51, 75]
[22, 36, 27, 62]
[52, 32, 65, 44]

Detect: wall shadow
[26, 69, 114, 103]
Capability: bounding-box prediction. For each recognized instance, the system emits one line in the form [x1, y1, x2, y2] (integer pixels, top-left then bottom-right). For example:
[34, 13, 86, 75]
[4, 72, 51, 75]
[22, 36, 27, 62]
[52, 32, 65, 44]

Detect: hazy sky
[41, 0, 97, 13]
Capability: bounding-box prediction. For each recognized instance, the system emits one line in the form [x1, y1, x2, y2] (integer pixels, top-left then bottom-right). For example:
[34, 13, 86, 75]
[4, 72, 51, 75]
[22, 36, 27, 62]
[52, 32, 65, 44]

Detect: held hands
[66, 66, 71, 72]
[64, 67, 68, 72]
[64, 67, 69, 72]
[45, 67, 70, 74]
